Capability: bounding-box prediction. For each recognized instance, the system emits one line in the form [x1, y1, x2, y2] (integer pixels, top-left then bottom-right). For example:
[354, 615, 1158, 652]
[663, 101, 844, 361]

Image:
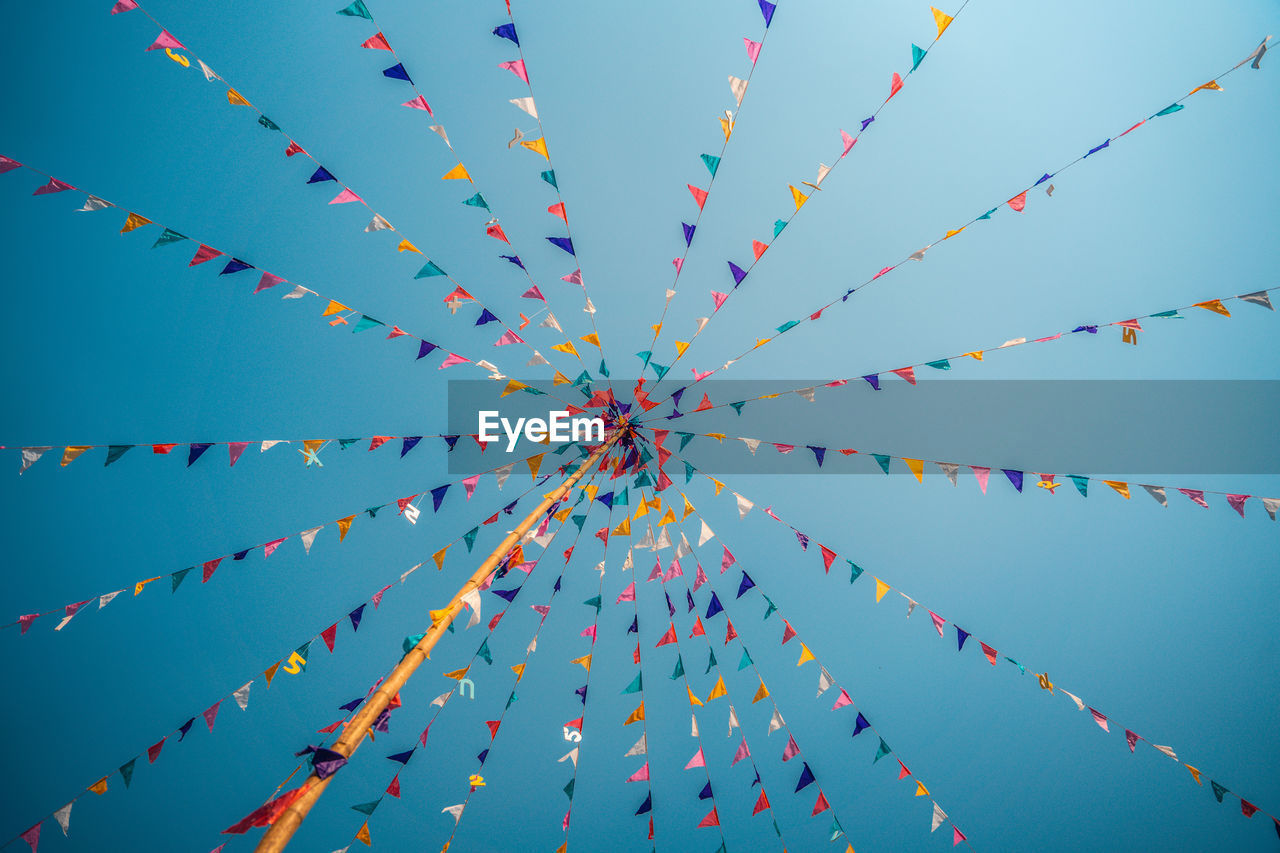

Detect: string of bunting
[634, 0, 782, 391]
[0, 156, 550, 389]
[325, 463, 601, 850]
[104, 0, 581, 379]
[643, 35, 1273, 406]
[4, 557, 429, 852]
[638, 424, 1280, 521]
[659, 445, 1280, 839]
[336, 0, 608, 382]
[7, 444, 569, 635]
[639, 2, 971, 400]
[634, 483, 965, 847]
[645, 283, 1276, 416]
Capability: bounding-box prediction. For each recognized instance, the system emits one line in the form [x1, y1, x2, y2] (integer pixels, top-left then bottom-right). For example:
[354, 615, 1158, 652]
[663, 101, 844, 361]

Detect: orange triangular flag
[752, 681, 769, 703]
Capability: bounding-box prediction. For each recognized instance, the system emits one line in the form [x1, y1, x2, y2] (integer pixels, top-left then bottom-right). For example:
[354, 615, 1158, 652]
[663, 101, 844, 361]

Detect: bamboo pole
[255, 431, 622, 852]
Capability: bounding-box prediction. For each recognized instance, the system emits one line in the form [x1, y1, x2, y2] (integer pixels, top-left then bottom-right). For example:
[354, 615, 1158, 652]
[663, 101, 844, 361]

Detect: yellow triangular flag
[520, 137, 550, 159]
[720, 117, 733, 141]
[789, 185, 809, 211]
[797, 643, 815, 666]
[430, 608, 451, 625]
[710, 478, 725, 495]
[397, 238, 422, 254]
[650, 322, 663, 336]
[944, 227, 965, 240]
[963, 351, 984, 361]
[632, 502, 649, 520]
[323, 300, 348, 316]
[501, 379, 528, 398]
[647, 495, 662, 510]
[571, 654, 592, 671]
[442, 163, 472, 181]
[88, 777, 109, 795]
[61, 446, 91, 466]
[1193, 299, 1231, 317]
[706, 433, 726, 442]
[754, 338, 771, 349]
[681, 495, 695, 519]
[674, 340, 690, 357]
[264, 662, 280, 687]
[511, 663, 526, 680]
[624, 702, 646, 725]
[134, 576, 161, 596]
[1103, 480, 1131, 500]
[875, 578, 891, 602]
[613, 516, 631, 536]
[121, 212, 151, 233]
[1188, 80, 1223, 96]
[356, 820, 372, 846]
[1185, 764, 1202, 785]
[336, 515, 356, 542]
[707, 675, 727, 701]
[553, 506, 572, 522]
[752, 681, 769, 703]
[904, 457, 924, 483]
[658, 507, 676, 526]
[915, 781, 929, 797]
[579, 332, 601, 348]
[443, 667, 470, 680]
[552, 341, 579, 357]
[687, 685, 703, 707]
[226, 88, 251, 106]
[433, 544, 449, 570]
[583, 484, 599, 501]
[552, 370, 571, 385]
[527, 453, 543, 479]
[303, 439, 324, 457]
[931, 6, 954, 37]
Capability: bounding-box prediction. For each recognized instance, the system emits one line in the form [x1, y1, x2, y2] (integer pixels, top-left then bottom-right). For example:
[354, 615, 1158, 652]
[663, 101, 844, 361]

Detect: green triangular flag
[872, 453, 891, 474]
[738, 649, 752, 671]
[119, 759, 136, 787]
[351, 799, 381, 815]
[700, 153, 721, 176]
[911, 43, 927, 71]
[462, 192, 489, 210]
[151, 228, 186, 248]
[414, 261, 445, 278]
[540, 169, 558, 189]
[563, 778, 575, 799]
[583, 595, 602, 612]
[477, 639, 492, 664]
[463, 527, 479, 552]
[623, 672, 643, 693]
[171, 567, 193, 593]
[705, 649, 717, 674]
[670, 656, 685, 680]
[773, 219, 787, 237]
[336, 0, 371, 19]
[105, 444, 133, 467]
[873, 738, 891, 763]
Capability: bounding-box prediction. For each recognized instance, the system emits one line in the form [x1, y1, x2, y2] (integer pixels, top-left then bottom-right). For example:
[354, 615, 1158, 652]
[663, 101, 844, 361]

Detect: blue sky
[1, 0, 1278, 851]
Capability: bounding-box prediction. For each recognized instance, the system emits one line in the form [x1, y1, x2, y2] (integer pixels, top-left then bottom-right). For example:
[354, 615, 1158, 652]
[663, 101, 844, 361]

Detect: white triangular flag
[625, 734, 647, 756]
[541, 313, 562, 332]
[735, 492, 754, 518]
[1139, 484, 1168, 507]
[510, 96, 538, 118]
[99, 589, 124, 609]
[767, 708, 784, 734]
[698, 520, 714, 546]
[635, 527, 655, 550]
[299, 526, 322, 554]
[197, 59, 221, 81]
[495, 463, 514, 489]
[364, 214, 392, 232]
[441, 803, 465, 823]
[728, 75, 748, 105]
[653, 527, 672, 551]
[431, 691, 452, 708]
[1152, 744, 1178, 760]
[622, 549, 633, 570]
[931, 802, 947, 832]
[795, 386, 815, 402]
[461, 588, 482, 629]
[261, 440, 284, 452]
[559, 747, 579, 766]
[815, 163, 831, 185]
[526, 351, 550, 367]
[695, 317, 709, 333]
[54, 801, 73, 836]
[935, 461, 958, 485]
[1263, 497, 1279, 521]
[77, 196, 111, 213]
[727, 705, 739, 736]
[1061, 689, 1085, 711]
[675, 533, 692, 558]
[665, 289, 676, 307]
[19, 446, 50, 474]
[428, 125, 451, 147]
[817, 667, 833, 698]
[1239, 290, 1274, 310]
[691, 713, 699, 737]
[998, 337, 1027, 348]
[282, 285, 310, 299]
[741, 438, 760, 455]
[233, 681, 252, 710]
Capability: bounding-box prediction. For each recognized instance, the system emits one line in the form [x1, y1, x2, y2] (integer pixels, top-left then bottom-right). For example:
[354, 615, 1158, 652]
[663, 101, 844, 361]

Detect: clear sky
[1, 0, 1277, 851]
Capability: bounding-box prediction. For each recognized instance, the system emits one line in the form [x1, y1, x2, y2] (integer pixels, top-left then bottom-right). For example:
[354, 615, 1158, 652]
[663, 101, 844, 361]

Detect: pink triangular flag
[711, 291, 729, 310]
[953, 827, 966, 846]
[684, 748, 705, 769]
[19, 824, 39, 853]
[672, 257, 683, 272]
[616, 582, 636, 603]
[498, 59, 528, 82]
[721, 546, 736, 573]
[438, 353, 470, 369]
[402, 95, 433, 115]
[1226, 494, 1249, 517]
[889, 71, 903, 99]
[744, 37, 762, 64]
[203, 700, 222, 732]
[494, 329, 523, 346]
[263, 537, 287, 558]
[561, 269, 583, 285]
[781, 736, 799, 761]
[522, 286, 545, 301]
[626, 762, 649, 782]
[33, 178, 74, 196]
[146, 29, 186, 51]
[111, 0, 139, 13]
[228, 442, 249, 467]
[462, 475, 479, 500]
[1089, 708, 1109, 732]
[693, 563, 708, 591]
[971, 466, 991, 494]
[254, 272, 284, 293]
[329, 188, 362, 204]
[929, 611, 946, 638]
[831, 689, 852, 710]
[840, 129, 856, 156]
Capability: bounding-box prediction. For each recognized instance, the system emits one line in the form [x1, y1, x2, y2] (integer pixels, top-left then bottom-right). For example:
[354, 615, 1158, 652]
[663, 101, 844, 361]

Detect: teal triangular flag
[403, 632, 425, 654]
[351, 799, 381, 815]
[729, 401, 745, 415]
[925, 358, 951, 370]
[773, 219, 787, 237]
[700, 153, 721, 176]
[1068, 475, 1089, 497]
[571, 514, 587, 530]
[563, 778, 575, 799]
[1005, 656, 1025, 674]
[623, 672, 643, 693]
[599, 359, 609, 377]
[336, 0, 371, 18]
[463, 527, 479, 552]
[294, 641, 312, 672]
[171, 567, 193, 593]
[505, 691, 518, 709]
[105, 444, 133, 466]
[684, 461, 695, 483]
[463, 192, 489, 210]
[738, 649, 752, 670]
[638, 447, 653, 465]
[338, 438, 361, 449]
[911, 43, 927, 71]
[477, 639, 492, 664]
[650, 362, 669, 379]
[636, 350, 653, 366]
[705, 649, 717, 673]
[873, 738, 891, 763]
[762, 596, 777, 619]
[1153, 103, 1184, 117]
[573, 371, 591, 386]
[151, 228, 186, 248]
[352, 315, 384, 333]
[119, 759, 136, 787]
[829, 817, 845, 841]
[415, 261, 445, 278]
[1151, 310, 1182, 319]
[583, 595, 602, 612]
[775, 320, 798, 333]
[847, 560, 864, 583]
[634, 471, 653, 487]
[540, 169, 558, 188]
[258, 115, 281, 131]
[678, 432, 695, 451]
[872, 453, 891, 474]
[613, 488, 629, 506]
[670, 656, 685, 679]
[976, 207, 997, 220]
[1211, 780, 1228, 803]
